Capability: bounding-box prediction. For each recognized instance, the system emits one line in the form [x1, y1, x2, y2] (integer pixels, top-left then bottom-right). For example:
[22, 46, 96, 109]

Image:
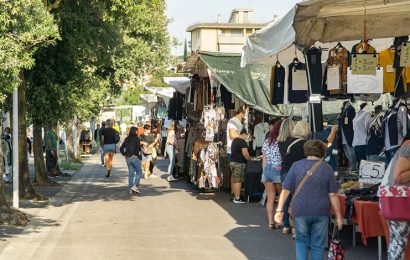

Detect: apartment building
[186, 9, 267, 53]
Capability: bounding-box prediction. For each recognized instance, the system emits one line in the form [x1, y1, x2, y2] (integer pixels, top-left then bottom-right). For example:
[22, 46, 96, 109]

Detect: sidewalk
[0, 155, 384, 259]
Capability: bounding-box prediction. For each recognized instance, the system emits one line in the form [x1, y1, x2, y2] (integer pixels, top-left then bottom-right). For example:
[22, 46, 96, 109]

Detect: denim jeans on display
[343, 144, 357, 171]
[354, 145, 367, 168]
[166, 144, 175, 176]
[126, 157, 142, 189]
[367, 154, 381, 162]
[294, 216, 329, 260]
[385, 147, 399, 166]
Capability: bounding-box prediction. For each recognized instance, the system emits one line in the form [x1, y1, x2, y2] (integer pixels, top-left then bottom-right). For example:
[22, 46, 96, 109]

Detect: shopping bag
[327, 230, 345, 260]
[378, 145, 410, 221]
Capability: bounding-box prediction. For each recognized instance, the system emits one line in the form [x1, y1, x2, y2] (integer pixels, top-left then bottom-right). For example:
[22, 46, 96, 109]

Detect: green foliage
[25, 0, 171, 126]
[0, 0, 59, 93]
[115, 86, 148, 106]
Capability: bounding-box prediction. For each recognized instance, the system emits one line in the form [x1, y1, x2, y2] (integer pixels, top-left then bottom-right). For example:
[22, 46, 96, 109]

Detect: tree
[0, 0, 57, 221]
[184, 39, 188, 61]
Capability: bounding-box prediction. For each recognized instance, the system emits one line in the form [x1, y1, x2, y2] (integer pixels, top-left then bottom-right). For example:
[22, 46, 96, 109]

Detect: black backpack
[114, 131, 120, 144]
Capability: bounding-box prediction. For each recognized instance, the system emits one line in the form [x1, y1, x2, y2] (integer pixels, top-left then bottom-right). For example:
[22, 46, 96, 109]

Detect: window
[244, 12, 249, 22]
[231, 29, 242, 37]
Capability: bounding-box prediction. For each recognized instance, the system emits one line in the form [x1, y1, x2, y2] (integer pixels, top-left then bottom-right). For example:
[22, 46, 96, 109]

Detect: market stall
[182, 52, 277, 194]
[241, 0, 410, 258]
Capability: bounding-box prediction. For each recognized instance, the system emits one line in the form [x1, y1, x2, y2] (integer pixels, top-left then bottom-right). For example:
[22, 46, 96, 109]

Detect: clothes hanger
[275, 54, 281, 68]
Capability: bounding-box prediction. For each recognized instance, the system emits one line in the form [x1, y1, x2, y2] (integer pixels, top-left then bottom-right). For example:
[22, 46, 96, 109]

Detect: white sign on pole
[359, 160, 385, 184]
[12, 88, 19, 208]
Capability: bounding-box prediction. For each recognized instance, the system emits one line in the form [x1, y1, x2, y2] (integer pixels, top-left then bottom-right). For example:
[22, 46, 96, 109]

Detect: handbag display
[288, 160, 322, 225]
[378, 141, 410, 221]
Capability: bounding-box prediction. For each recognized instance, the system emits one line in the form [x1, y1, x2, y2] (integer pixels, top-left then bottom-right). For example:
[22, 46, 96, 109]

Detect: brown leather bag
[288, 160, 322, 226]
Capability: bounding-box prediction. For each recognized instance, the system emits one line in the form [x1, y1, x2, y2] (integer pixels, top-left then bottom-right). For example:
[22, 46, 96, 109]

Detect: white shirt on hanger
[352, 107, 371, 147]
[253, 122, 270, 150]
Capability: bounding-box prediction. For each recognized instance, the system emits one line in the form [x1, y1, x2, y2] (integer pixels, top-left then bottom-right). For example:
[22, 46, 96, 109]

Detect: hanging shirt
[327, 46, 349, 95]
[271, 64, 285, 105]
[288, 61, 308, 103]
[384, 102, 408, 151]
[352, 108, 371, 147]
[253, 122, 269, 150]
[378, 49, 410, 93]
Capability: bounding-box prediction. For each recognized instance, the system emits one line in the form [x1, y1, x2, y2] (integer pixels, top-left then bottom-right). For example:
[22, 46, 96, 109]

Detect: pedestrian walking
[120, 127, 143, 194]
[149, 126, 161, 178]
[262, 119, 283, 228]
[166, 121, 177, 182]
[45, 127, 59, 178]
[383, 133, 410, 260]
[94, 123, 101, 152]
[278, 120, 308, 237]
[230, 129, 252, 204]
[100, 119, 119, 177]
[99, 121, 106, 166]
[275, 140, 343, 260]
[140, 124, 155, 179]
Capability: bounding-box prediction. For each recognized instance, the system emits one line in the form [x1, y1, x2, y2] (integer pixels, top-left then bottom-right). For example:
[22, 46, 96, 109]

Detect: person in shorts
[230, 129, 252, 204]
[262, 119, 283, 228]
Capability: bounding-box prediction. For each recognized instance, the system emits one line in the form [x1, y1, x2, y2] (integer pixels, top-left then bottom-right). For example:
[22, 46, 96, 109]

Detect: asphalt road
[0, 155, 385, 259]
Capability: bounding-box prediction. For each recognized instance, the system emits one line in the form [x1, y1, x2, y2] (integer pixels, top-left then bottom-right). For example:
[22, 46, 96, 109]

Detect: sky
[165, 0, 300, 56]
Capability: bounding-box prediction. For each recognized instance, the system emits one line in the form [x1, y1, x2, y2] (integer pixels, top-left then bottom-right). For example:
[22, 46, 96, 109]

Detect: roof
[186, 23, 266, 32]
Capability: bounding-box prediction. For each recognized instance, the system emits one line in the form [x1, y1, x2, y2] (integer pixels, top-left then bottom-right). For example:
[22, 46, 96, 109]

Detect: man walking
[45, 127, 58, 177]
[99, 121, 106, 166]
[94, 123, 101, 153]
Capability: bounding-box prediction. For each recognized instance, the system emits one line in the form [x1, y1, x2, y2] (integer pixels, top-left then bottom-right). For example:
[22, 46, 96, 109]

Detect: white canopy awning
[145, 87, 174, 107]
[163, 77, 190, 94]
[140, 94, 158, 110]
[242, 0, 410, 67]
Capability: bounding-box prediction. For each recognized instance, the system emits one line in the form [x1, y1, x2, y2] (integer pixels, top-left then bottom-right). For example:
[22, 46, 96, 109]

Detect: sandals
[268, 222, 282, 230]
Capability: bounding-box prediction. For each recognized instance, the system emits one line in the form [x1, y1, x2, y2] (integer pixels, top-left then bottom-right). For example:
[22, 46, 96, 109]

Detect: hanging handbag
[327, 230, 345, 260]
[378, 140, 410, 221]
[288, 160, 322, 226]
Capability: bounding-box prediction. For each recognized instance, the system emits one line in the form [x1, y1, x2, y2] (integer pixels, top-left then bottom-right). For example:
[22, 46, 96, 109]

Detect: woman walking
[262, 119, 283, 228]
[166, 121, 177, 182]
[100, 119, 118, 177]
[275, 140, 343, 260]
[149, 126, 161, 178]
[120, 127, 143, 194]
[278, 120, 308, 236]
[383, 133, 410, 260]
[140, 124, 155, 179]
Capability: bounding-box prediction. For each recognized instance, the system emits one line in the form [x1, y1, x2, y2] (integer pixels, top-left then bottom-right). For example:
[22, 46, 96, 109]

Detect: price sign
[400, 43, 410, 67]
[359, 160, 385, 184]
[351, 54, 377, 75]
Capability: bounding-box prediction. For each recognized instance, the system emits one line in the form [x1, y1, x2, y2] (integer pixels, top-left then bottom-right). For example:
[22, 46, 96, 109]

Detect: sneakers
[282, 227, 291, 234]
[233, 197, 246, 204]
[102, 163, 105, 167]
[167, 175, 177, 182]
[130, 186, 141, 194]
[149, 174, 158, 179]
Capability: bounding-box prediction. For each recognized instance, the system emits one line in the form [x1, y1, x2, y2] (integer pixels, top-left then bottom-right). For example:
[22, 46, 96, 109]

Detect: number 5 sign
[359, 160, 385, 184]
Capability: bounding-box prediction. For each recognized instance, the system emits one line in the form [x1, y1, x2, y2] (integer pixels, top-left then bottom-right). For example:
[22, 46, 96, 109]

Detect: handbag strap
[286, 138, 303, 155]
[289, 160, 322, 209]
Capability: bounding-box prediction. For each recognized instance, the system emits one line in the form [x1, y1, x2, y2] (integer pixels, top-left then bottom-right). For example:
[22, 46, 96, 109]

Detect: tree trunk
[0, 103, 28, 225]
[33, 121, 57, 186]
[18, 71, 46, 200]
[66, 119, 76, 162]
